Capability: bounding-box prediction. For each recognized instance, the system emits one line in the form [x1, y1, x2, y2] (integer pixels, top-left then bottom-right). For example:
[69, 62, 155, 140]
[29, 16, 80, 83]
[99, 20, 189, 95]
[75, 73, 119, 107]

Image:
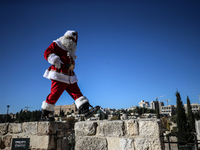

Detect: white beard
[58, 36, 77, 59]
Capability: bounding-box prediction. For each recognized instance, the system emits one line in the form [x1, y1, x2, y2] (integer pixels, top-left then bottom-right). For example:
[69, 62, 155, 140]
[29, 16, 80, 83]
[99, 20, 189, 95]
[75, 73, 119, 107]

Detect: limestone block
[8, 123, 22, 134]
[97, 121, 124, 137]
[75, 121, 97, 136]
[107, 137, 134, 150]
[23, 122, 38, 135]
[134, 137, 151, 150]
[0, 137, 5, 149]
[196, 120, 200, 136]
[3, 135, 12, 148]
[139, 120, 160, 136]
[197, 135, 200, 148]
[29, 135, 55, 149]
[134, 137, 162, 150]
[0, 123, 9, 135]
[38, 121, 58, 135]
[75, 136, 108, 150]
[126, 120, 139, 136]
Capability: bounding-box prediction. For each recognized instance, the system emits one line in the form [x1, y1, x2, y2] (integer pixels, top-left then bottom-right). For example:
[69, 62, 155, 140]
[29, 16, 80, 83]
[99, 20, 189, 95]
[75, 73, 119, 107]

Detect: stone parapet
[195, 120, 200, 147]
[0, 121, 69, 150]
[75, 119, 164, 150]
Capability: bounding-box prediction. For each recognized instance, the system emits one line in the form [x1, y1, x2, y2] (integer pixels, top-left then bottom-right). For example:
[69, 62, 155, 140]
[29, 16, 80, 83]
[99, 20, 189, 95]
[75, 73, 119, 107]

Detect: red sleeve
[44, 42, 58, 61]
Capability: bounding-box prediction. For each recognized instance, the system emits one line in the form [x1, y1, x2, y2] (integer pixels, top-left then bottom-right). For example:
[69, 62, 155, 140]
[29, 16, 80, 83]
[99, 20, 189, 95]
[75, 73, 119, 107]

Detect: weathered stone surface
[134, 137, 151, 150]
[0, 120, 165, 150]
[8, 123, 22, 134]
[23, 122, 38, 135]
[139, 120, 160, 136]
[75, 136, 107, 150]
[38, 121, 58, 135]
[126, 120, 139, 136]
[3, 135, 12, 148]
[134, 137, 163, 150]
[0, 137, 5, 149]
[0, 123, 9, 135]
[29, 135, 55, 149]
[196, 120, 200, 135]
[107, 137, 134, 150]
[97, 121, 124, 137]
[75, 121, 97, 136]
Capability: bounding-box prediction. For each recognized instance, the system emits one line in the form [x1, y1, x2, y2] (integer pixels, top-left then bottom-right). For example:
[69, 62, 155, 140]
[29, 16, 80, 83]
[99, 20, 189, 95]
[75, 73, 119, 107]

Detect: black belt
[61, 63, 71, 69]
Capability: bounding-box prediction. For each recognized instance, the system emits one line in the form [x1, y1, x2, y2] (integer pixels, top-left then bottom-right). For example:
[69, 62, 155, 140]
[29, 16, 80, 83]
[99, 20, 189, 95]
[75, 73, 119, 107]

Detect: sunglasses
[72, 32, 77, 36]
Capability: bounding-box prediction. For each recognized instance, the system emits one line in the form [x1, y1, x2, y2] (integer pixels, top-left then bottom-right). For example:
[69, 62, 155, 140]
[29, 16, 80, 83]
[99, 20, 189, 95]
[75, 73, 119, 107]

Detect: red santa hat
[64, 30, 78, 44]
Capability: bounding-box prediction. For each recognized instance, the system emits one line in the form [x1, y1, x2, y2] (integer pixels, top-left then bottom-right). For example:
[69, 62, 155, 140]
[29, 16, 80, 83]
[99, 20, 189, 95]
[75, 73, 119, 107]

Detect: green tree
[187, 96, 195, 132]
[176, 91, 187, 142]
[99, 110, 103, 120]
[16, 112, 19, 121]
[156, 99, 160, 119]
[167, 120, 171, 131]
[111, 115, 120, 120]
[117, 111, 121, 120]
[18, 109, 24, 123]
[59, 107, 65, 117]
[170, 114, 177, 123]
[24, 111, 31, 122]
[187, 96, 195, 143]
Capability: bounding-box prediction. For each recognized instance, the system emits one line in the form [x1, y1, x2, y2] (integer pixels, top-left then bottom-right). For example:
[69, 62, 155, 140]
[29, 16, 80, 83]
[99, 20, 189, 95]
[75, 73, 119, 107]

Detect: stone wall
[75, 119, 164, 150]
[0, 119, 164, 150]
[195, 120, 200, 147]
[0, 121, 69, 150]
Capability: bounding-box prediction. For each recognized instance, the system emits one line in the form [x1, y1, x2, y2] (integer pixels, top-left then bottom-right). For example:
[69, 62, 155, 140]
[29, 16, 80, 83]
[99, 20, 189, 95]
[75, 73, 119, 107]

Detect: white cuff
[47, 53, 60, 65]
[75, 96, 89, 109]
[41, 101, 55, 111]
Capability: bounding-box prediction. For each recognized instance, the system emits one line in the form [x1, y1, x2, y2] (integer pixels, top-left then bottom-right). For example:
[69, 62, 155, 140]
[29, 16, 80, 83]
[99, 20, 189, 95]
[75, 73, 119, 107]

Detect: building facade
[139, 100, 150, 108]
[160, 105, 176, 116]
[184, 103, 200, 114]
[54, 103, 78, 116]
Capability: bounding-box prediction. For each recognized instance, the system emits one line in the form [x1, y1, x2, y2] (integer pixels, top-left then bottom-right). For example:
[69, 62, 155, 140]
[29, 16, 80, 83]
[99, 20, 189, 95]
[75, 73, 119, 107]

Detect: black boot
[79, 102, 100, 119]
[40, 110, 55, 121]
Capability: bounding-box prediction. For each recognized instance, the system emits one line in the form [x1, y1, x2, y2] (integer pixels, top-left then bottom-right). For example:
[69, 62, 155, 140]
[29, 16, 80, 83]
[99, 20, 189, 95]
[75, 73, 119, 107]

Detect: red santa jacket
[43, 41, 78, 84]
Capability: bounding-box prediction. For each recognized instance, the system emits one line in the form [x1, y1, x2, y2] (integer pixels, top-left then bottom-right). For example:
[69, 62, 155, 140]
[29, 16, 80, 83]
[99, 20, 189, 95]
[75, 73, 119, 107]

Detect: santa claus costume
[41, 30, 100, 121]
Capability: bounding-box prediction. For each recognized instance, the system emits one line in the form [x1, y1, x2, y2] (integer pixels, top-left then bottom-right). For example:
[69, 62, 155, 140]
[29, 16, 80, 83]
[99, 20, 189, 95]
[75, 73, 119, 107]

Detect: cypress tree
[187, 96, 195, 132]
[156, 99, 160, 119]
[176, 91, 187, 142]
[99, 110, 103, 120]
[187, 96, 195, 143]
[117, 111, 121, 120]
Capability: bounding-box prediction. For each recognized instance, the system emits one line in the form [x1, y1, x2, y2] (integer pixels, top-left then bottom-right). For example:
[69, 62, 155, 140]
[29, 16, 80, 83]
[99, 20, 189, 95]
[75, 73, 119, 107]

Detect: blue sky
[0, 0, 200, 114]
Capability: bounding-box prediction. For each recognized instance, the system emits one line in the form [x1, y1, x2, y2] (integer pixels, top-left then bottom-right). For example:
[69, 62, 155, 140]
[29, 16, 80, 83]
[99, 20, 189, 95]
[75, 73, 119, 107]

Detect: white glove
[47, 53, 63, 69]
[54, 59, 63, 69]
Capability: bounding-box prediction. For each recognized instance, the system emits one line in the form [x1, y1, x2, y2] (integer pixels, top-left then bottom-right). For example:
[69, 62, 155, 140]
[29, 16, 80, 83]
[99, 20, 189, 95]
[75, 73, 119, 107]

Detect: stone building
[160, 105, 176, 116]
[139, 100, 150, 108]
[184, 103, 200, 114]
[54, 103, 78, 116]
[150, 101, 164, 111]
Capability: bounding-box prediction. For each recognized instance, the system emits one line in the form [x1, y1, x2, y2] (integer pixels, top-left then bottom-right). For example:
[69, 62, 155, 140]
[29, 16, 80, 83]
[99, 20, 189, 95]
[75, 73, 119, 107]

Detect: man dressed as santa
[41, 30, 100, 121]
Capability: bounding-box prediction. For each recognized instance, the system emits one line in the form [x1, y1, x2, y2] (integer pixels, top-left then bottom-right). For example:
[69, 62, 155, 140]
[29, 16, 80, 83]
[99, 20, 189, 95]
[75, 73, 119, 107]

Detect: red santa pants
[46, 80, 83, 104]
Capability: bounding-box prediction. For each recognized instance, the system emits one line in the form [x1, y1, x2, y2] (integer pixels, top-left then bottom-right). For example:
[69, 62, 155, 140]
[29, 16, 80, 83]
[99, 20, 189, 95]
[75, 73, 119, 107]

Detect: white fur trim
[64, 30, 77, 40]
[41, 101, 55, 111]
[75, 96, 89, 109]
[47, 53, 60, 65]
[53, 40, 67, 51]
[43, 70, 78, 84]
